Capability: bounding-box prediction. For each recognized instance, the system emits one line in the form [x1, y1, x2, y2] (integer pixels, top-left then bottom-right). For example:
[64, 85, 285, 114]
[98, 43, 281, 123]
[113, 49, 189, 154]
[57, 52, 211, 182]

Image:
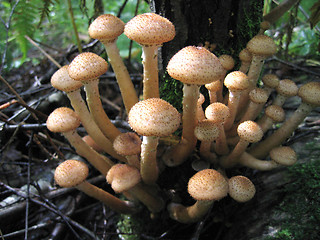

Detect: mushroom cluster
[47, 12, 320, 224]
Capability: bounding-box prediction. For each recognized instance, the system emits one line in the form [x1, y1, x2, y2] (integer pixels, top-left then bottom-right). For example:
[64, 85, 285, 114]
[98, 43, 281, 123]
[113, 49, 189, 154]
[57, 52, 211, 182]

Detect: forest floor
[0, 48, 319, 240]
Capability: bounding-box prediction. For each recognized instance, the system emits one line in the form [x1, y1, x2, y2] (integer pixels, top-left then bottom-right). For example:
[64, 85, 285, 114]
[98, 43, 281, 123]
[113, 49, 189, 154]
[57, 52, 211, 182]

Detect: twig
[67, 0, 83, 53]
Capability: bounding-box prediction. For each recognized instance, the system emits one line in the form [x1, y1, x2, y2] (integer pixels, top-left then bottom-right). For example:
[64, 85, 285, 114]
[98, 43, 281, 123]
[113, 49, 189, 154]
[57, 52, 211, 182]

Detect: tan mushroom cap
[205, 79, 222, 91]
[237, 120, 263, 143]
[88, 14, 125, 42]
[265, 105, 285, 122]
[262, 74, 279, 89]
[51, 65, 83, 92]
[54, 160, 88, 188]
[124, 13, 175, 45]
[167, 46, 225, 85]
[188, 169, 229, 201]
[205, 103, 230, 123]
[298, 81, 320, 107]
[246, 35, 277, 56]
[128, 98, 180, 137]
[239, 48, 252, 62]
[106, 164, 141, 193]
[270, 146, 297, 166]
[224, 71, 250, 91]
[194, 120, 220, 142]
[276, 79, 298, 97]
[219, 54, 235, 71]
[249, 88, 268, 104]
[47, 107, 81, 133]
[68, 52, 108, 82]
[228, 176, 256, 203]
[113, 132, 142, 156]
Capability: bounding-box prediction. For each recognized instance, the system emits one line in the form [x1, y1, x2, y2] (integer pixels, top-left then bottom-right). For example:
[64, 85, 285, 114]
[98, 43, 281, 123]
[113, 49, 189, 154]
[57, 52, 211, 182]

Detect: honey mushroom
[238, 48, 252, 74]
[228, 175, 256, 203]
[257, 105, 286, 133]
[272, 79, 298, 106]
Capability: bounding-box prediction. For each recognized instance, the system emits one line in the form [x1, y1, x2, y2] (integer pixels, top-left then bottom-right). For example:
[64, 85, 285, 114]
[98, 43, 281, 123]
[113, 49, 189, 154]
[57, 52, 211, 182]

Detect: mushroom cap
[246, 35, 277, 56]
[106, 164, 141, 192]
[228, 175, 256, 203]
[218, 54, 235, 71]
[298, 81, 320, 107]
[88, 14, 124, 42]
[128, 98, 181, 137]
[51, 65, 83, 92]
[194, 120, 220, 142]
[167, 46, 225, 85]
[205, 103, 230, 123]
[68, 52, 108, 82]
[239, 48, 252, 62]
[270, 146, 297, 166]
[262, 74, 279, 89]
[276, 79, 298, 97]
[205, 79, 222, 91]
[188, 169, 229, 201]
[249, 88, 268, 104]
[224, 71, 250, 91]
[237, 120, 263, 143]
[124, 13, 175, 45]
[113, 132, 142, 156]
[47, 107, 81, 133]
[265, 105, 285, 122]
[54, 160, 88, 188]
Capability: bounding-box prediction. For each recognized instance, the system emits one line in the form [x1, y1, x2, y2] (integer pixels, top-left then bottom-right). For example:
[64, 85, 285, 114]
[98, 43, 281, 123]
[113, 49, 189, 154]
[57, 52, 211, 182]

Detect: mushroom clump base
[48, 12, 320, 226]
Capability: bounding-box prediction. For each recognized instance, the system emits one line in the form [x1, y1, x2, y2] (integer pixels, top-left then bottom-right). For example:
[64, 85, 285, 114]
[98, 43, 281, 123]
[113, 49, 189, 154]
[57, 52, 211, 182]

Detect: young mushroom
[164, 46, 224, 166]
[128, 98, 181, 184]
[257, 105, 286, 133]
[273, 79, 298, 106]
[46, 107, 113, 176]
[168, 169, 229, 223]
[88, 14, 138, 112]
[228, 176, 256, 203]
[54, 160, 136, 214]
[238, 48, 252, 74]
[124, 13, 175, 99]
[68, 52, 121, 142]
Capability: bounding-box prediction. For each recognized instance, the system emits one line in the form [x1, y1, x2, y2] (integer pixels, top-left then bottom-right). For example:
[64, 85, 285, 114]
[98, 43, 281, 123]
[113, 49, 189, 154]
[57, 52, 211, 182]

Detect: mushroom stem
[238, 151, 279, 171]
[140, 136, 159, 184]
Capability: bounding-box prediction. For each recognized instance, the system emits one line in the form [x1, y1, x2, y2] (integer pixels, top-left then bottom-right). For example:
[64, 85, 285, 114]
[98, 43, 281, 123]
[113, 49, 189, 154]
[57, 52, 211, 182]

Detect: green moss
[116, 214, 144, 240]
[159, 73, 183, 112]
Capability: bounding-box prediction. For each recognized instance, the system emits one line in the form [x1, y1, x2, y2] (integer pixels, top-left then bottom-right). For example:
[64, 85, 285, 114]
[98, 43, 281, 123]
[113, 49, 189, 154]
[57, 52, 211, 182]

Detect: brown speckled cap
[262, 74, 279, 89]
[276, 79, 298, 97]
[106, 164, 141, 192]
[124, 13, 175, 45]
[298, 81, 320, 106]
[88, 14, 124, 42]
[270, 146, 297, 166]
[237, 120, 263, 143]
[247, 35, 277, 56]
[228, 175, 256, 203]
[205, 103, 230, 123]
[218, 54, 235, 71]
[51, 65, 83, 92]
[47, 107, 81, 133]
[249, 88, 268, 104]
[265, 105, 285, 122]
[224, 71, 250, 91]
[54, 160, 88, 188]
[128, 98, 180, 137]
[239, 48, 252, 62]
[194, 120, 220, 142]
[68, 52, 108, 82]
[113, 132, 142, 156]
[167, 46, 224, 85]
[188, 169, 228, 201]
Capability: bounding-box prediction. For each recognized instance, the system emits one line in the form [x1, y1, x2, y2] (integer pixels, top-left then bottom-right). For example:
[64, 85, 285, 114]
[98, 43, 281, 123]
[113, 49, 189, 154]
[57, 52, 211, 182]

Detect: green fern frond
[38, 0, 58, 27]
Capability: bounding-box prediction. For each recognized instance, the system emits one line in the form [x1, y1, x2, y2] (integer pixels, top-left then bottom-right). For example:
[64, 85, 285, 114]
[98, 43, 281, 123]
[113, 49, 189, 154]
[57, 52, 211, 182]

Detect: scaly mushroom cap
[124, 13, 175, 46]
[239, 48, 252, 62]
[205, 103, 230, 123]
[88, 14, 124, 42]
[224, 71, 250, 91]
[228, 176, 256, 203]
[246, 35, 277, 56]
[194, 120, 220, 142]
[276, 79, 298, 97]
[237, 120, 263, 143]
[205, 79, 222, 91]
[298, 81, 320, 107]
[51, 65, 83, 92]
[106, 164, 141, 193]
[47, 107, 81, 133]
[167, 46, 225, 85]
[113, 132, 142, 156]
[128, 98, 180, 137]
[262, 74, 279, 89]
[249, 88, 268, 104]
[270, 146, 297, 166]
[68, 52, 108, 82]
[219, 54, 235, 71]
[188, 169, 229, 201]
[265, 105, 285, 122]
[54, 160, 88, 188]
